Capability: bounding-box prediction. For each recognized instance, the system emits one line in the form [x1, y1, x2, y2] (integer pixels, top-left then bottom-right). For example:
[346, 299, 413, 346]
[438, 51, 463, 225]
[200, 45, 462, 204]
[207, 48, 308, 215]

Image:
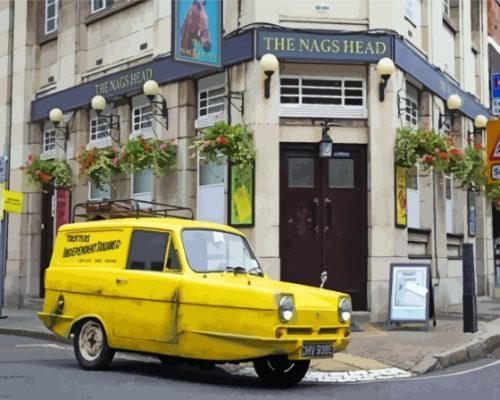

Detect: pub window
[195, 73, 226, 129]
[91, 0, 114, 14]
[131, 95, 153, 138]
[132, 168, 152, 203]
[89, 110, 112, 148]
[407, 165, 420, 228]
[401, 84, 419, 129]
[127, 230, 169, 272]
[89, 180, 111, 201]
[41, 123, 56, 159]
[280, 76, 367, 119]
[45, 0, 58, 34]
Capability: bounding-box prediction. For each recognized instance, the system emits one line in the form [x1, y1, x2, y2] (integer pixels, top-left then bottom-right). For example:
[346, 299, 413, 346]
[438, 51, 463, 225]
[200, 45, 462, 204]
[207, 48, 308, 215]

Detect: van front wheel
[253, 356, 310, 387]
[74, 320, 114, 370]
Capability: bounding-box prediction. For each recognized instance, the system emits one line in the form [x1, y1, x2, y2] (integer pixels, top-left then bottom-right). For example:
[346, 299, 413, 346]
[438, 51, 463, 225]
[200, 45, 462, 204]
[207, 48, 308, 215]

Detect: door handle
[115, 278, 128, 284]
[312, 198, 320, 235]
[324, 198, 332, 233]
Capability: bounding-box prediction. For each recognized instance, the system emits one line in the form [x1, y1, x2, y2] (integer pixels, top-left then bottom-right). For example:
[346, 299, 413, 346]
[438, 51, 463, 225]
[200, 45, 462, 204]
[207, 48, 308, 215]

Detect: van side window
[127, 230, 168, 272]
[166, 239, 180, 270]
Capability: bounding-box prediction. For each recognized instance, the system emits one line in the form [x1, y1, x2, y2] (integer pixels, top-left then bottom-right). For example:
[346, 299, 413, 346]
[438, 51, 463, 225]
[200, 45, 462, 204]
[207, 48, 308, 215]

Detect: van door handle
[115, 278, 128, 284]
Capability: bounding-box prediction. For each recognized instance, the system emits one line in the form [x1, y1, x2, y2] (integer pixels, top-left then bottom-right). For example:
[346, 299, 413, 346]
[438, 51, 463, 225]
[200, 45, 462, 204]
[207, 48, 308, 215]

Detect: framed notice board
[388, 263, 430, 329]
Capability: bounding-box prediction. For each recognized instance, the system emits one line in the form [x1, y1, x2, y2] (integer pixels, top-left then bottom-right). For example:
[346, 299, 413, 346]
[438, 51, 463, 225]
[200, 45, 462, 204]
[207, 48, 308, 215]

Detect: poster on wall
[172, 0, 222, 68]
[388, 264, 430, 328]
[55, 189, 71, 233]
[228, 164, 254, 227]
[395, 164, 407, 228]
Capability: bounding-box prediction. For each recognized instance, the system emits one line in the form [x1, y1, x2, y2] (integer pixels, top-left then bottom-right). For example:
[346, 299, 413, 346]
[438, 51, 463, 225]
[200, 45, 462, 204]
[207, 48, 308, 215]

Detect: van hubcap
[79, 321, 103, 361]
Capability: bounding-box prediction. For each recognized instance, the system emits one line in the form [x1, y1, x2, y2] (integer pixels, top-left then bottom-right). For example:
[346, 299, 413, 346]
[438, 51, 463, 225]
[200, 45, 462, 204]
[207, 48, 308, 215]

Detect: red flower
[439, 151, 449, 160]
[143, 144, 150, 152]
[424, 155, 434, 164]
[474, 143, 482, 151]
[450, 148, 462, 156]
[216, 136, 228, 145]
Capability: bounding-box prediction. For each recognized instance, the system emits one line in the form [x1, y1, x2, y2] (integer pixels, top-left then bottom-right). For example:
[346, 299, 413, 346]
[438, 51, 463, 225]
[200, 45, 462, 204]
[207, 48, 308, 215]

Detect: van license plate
[300, 343, 333, 358]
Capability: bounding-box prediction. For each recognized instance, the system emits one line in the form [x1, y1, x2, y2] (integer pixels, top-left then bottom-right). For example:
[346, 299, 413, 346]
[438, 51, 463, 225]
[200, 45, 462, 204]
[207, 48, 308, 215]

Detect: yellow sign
[395, 165, 407, 228]
[3, 188, 23, 213]
[486, 120, 500, 184]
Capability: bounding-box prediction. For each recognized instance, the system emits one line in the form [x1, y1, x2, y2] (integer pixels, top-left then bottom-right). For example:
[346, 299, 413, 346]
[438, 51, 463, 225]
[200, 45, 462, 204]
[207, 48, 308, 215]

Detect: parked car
[38, 200, 352, 387]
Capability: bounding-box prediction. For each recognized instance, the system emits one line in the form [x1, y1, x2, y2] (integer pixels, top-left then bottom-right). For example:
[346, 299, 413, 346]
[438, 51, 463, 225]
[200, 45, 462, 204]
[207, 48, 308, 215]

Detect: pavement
[2, 297, 500, 379]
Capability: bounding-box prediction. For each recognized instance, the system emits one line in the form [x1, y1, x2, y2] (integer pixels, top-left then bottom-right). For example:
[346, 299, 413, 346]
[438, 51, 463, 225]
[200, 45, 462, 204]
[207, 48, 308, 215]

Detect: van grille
[286, 327, 313, 335]
[318, 327, 338, 335]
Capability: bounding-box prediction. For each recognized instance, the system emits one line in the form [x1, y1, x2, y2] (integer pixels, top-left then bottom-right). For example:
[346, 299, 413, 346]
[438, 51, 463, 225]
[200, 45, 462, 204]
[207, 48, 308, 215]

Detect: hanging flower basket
[77, 146, 124, 190]
[395, 126, 486, 191]
[191, 121, 256, 168]
[21, 155, 73, 189]
[486, 184, 500, 210]
[122, 136, 177, 176]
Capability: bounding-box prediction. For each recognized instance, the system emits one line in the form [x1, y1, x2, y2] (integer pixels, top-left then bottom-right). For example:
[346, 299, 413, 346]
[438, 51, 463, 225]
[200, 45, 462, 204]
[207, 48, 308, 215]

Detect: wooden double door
[280, 143, 368, 310]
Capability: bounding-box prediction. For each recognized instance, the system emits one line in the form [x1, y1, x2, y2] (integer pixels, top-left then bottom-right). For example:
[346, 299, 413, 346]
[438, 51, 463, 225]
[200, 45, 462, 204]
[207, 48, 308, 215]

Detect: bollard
[462, 243, 478, 333]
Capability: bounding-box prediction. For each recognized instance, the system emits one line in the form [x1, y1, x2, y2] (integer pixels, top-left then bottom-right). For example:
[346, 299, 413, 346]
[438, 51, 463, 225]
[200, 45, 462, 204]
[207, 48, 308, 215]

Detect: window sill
[129, 128, 154, 140]
[280, 104, 367, 119]
[195, 113, 226, 129]
[38, 32, 57, 46]
[87, 137, 113, 150]
[443, 14, 458, 33]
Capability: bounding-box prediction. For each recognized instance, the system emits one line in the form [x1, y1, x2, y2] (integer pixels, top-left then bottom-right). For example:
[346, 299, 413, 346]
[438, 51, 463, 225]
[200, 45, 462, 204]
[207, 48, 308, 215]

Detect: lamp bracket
[148, 93, 169, 129]
[225, 90, 245, 116]
[97, 113, 121, 144]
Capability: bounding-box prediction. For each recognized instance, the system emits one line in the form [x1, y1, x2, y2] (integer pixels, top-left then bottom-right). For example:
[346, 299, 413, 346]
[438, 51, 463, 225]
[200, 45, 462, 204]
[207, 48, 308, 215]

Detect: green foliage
[77, 146, 124, 190]
[122, 137, 177, 176]
[191, 121, 256, 168]
[21, 155, 73, 189]
[395, 126, 486, 191]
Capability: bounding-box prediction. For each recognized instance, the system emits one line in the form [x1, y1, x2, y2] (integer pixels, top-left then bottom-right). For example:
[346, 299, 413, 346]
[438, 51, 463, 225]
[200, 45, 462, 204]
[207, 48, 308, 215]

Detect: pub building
[1, 0, 494, 321]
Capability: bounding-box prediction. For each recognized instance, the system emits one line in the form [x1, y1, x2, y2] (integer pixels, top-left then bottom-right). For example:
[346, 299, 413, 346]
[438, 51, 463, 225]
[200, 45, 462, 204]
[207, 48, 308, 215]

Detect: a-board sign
[388, 264, 430, 327]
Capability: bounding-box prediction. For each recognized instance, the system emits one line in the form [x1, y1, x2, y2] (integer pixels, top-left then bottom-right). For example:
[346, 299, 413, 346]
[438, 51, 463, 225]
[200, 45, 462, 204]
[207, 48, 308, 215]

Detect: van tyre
[253, 356, 310, 387]
[74, 320, 115, 370]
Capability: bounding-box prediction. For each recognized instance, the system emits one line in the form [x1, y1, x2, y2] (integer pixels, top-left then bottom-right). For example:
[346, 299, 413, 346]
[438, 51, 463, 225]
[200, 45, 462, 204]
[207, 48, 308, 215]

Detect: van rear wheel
[253, 356, 310, 387]
[74, 320, 114, 370]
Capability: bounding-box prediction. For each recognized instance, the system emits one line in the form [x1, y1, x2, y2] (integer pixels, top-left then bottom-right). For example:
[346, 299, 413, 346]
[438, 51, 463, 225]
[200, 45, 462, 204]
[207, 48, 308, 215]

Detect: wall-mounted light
[319, 120, 335, 158]
[90, 95, 120, 143]
[376, 57, 396, 102]
[143, 80, 169, 129]
[468, 114, 488, 137]
[259, 53, 279, 99]
[49, 107, 70, 152]
[438, 94, 462, 131]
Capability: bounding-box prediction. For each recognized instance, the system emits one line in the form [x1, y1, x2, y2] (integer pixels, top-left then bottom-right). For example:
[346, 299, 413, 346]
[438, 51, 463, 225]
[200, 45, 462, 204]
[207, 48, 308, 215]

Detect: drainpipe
[0, 0, 14, 318]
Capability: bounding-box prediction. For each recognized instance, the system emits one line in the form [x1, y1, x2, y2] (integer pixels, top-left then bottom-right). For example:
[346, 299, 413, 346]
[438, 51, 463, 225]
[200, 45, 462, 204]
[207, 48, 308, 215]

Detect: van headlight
[338, 298, 352, 323]
[279, 295, 294, 322]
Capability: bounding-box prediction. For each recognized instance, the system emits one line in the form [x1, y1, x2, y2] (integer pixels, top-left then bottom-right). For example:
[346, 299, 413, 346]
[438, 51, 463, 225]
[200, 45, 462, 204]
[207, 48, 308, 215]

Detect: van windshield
[181, 229, 262, 275]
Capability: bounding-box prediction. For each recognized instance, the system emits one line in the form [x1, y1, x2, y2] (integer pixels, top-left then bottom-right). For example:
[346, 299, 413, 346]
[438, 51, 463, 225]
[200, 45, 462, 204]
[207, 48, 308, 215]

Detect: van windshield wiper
[226, 266, 247, 275]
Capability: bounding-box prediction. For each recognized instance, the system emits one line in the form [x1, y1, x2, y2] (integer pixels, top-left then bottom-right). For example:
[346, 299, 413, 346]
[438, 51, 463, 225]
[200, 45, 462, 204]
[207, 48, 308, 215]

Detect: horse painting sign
[173, 0, 222, 68]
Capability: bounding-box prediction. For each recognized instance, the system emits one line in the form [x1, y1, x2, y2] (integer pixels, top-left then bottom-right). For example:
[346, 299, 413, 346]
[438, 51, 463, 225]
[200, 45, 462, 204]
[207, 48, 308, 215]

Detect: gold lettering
[331, 40, 340, 53]
[263, 36, 273, 50]
[365, 41, 374, 54]
[109, 79, 117, 91]
[309, 39, 319, 52]
[299, 38, 310, 51]
[344, 40, 354, 53]
[376, 41, 387, 54]
[355, 41, 363, 54]
[287, 38, 296, 51]
[275, 37, 286, 51]
[320, 39, 331, 52]
[145, 68, 153, 80]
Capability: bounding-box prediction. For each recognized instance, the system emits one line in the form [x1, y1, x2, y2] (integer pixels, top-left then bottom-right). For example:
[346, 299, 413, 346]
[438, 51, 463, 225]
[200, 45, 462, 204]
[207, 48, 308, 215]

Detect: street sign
[491, 73, 500, 116]
[2, 188, 23, 214]
[487, 120, 500, 183]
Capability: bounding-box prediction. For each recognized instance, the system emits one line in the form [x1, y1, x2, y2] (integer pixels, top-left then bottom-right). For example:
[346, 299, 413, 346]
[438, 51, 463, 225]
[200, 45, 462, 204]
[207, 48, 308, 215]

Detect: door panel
[280, 144, 367, 310]
[40, 185, 55, 297]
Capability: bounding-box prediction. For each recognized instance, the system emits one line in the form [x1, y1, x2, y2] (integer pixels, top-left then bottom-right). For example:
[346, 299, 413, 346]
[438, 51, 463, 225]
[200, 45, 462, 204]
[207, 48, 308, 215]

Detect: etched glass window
[288, 158, 314, 188]
[329, 158, 354, 188]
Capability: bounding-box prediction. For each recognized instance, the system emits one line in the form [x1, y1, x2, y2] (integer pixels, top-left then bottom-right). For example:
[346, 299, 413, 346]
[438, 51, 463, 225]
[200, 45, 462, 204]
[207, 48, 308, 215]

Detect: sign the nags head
[256, 30, 393, 62]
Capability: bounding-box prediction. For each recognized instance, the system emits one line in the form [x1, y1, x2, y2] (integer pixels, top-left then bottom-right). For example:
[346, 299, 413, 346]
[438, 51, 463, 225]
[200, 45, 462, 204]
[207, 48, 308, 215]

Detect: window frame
[126, 229, 169, 272]
[195, 84, 226, 129]
[45, 0, 58, 35]
[131, 96, 154, 138]
[401, 84, 419, 129]
[91, 0, 114, 14]
[41, 127, 57, 160]
[442, 0, 450, 17]
[406, 164, 420, 229]
[132, 168, 153, 203]
[88, 115, 112, 149]
[88, 180, 111, 201]
[279, 75, 367, 119]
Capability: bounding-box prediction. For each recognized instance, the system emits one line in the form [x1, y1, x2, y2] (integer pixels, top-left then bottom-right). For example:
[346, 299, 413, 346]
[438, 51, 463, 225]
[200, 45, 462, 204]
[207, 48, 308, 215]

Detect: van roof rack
[72, 199, 194, 222]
